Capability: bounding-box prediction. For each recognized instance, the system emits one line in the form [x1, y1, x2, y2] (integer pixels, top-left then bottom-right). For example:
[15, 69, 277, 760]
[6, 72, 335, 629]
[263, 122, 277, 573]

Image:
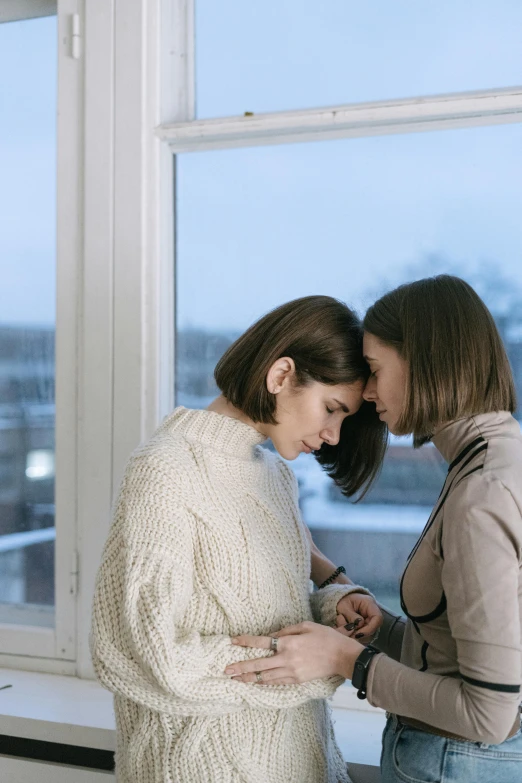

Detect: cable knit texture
[90, 407, 353, 782]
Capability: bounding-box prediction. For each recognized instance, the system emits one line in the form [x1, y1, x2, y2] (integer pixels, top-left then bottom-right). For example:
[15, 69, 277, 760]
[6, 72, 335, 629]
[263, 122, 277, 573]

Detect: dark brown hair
[215, 296, 387, 497]
[363, 275, 517, 446]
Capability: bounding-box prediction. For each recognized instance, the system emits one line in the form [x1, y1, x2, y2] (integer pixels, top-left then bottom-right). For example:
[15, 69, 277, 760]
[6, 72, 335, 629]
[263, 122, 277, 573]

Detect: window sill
[0, 667, 114, 751]
[0, 669, 382, 775]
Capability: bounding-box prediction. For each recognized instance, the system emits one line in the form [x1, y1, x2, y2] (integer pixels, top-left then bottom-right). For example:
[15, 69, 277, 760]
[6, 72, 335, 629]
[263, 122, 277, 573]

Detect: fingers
[350, 608, 383, 638]
[259, 678, 295, 686]
[232, 668, 295, 685]
[273, 622, 314, 638]
[335, 614, 355, 637]
[336, 608, 364, 625]
[225, 655, 281, 677]
[334, 624, 355, 638]
[358, 615, 381, 637]
[335, 613, 363, 637]
[231, 635, 272, 650]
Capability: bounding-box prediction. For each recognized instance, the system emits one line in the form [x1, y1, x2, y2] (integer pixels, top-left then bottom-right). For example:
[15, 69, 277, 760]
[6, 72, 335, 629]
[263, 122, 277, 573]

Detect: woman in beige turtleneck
[231, 276, 522, 783]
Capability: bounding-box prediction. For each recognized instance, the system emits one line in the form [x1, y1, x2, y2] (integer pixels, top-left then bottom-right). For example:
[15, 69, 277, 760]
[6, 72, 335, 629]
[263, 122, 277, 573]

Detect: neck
[207, 395, 268, 438]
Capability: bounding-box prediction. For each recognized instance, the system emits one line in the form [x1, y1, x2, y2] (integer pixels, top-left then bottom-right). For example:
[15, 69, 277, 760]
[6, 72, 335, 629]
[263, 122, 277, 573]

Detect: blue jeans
[381, 714, 522, 783]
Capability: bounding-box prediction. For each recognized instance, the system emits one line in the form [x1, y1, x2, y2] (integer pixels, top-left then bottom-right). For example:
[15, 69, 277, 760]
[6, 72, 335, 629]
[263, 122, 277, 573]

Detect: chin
[274, 443, 299, 461]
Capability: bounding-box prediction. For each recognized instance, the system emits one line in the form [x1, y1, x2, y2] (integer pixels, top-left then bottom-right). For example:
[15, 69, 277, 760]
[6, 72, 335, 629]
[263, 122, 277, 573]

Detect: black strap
[461, 675, 521, 693]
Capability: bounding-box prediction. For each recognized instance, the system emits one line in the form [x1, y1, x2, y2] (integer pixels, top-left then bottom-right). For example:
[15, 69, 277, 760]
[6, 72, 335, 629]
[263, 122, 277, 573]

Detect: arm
[304, 524, 378, 628]
[372, 605, 406, 662]
[278, 460, 380, 631]
[307, 527, 351, 587]
[90, 453, 342, 718]
[366, 477, 522, 744]
[305, 524, 382, 638]
[276, 461, 351, 590]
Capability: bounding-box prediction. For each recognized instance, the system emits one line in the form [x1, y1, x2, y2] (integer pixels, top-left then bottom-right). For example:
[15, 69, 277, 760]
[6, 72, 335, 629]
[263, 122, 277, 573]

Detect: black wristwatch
[352, 645, 380, 700]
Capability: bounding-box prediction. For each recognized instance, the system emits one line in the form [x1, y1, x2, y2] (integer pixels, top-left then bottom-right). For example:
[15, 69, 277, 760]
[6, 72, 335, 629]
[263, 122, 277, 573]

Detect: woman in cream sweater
[231, 277, 522, 783]
[90, 295, 386, 783]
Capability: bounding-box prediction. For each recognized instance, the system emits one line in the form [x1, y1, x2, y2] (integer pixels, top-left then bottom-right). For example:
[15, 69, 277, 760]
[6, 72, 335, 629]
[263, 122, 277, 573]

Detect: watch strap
[352, 644, 380, 700]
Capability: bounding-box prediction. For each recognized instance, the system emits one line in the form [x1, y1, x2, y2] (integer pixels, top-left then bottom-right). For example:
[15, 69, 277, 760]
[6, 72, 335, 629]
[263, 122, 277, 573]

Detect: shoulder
[444, 473, 522, 551]
[121, 428, 197, 500]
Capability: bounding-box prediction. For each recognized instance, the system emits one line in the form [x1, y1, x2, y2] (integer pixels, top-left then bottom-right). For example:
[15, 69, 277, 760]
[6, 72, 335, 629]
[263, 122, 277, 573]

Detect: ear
[266, 357, 296, 395]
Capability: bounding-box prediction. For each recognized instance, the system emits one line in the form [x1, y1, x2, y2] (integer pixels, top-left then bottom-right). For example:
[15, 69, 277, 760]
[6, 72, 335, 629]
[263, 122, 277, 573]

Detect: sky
[0, 5, 521, 329]
[0, 15, 56, 326]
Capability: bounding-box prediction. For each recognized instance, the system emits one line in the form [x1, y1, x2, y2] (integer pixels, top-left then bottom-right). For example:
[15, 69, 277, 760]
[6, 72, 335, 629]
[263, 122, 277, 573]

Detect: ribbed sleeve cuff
[310, 583, 375, 626]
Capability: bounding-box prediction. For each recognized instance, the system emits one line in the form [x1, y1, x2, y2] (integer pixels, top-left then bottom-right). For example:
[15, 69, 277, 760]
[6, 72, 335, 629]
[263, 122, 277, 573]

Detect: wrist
[317, 565, 347, 590]
[332, 572, 351, 585]
[351, 644, 380, 700]
[338, 638, 365, 680]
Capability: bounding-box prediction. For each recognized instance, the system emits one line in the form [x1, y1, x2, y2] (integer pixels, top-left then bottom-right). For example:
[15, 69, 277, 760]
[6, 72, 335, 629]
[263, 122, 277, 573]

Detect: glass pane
[175, 123, 522, 610]
[0, 16, 56, 617]
[195, 0, 522, 118]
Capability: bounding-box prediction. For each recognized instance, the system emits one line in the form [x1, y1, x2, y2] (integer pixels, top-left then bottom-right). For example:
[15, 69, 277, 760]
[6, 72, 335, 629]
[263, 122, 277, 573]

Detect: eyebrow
[363, 355, 377, 362]
[333, 398, 350, 413]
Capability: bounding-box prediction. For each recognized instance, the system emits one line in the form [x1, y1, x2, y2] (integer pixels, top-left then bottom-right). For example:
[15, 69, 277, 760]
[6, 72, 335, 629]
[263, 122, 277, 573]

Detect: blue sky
[0, 6, 521, 329]
[195, 0, 522, 117]
[0, 15, 56, 326]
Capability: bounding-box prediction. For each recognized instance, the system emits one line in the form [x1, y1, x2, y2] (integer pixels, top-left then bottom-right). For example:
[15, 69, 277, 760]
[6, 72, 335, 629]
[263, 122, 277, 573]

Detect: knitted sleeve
[309, 583, 376, 626]
[90, 452, 342, 717]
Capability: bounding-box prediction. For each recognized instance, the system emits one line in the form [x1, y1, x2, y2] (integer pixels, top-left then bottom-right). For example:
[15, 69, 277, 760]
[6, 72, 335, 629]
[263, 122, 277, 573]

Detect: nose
[320, 424, 341, 447]
[363, 375, 377, 402]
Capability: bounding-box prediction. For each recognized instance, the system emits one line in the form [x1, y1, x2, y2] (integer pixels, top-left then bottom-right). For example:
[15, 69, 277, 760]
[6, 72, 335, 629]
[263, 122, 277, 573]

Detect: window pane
[0, 16, 56, 617]
[175, 123, 522, 609]
[196, 0, 522, 118]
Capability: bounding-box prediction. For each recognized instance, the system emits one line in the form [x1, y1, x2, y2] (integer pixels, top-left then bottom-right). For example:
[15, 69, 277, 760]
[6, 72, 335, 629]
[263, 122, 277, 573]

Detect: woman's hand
[225, 622, 365, 685]
[335, 593, 383, 642]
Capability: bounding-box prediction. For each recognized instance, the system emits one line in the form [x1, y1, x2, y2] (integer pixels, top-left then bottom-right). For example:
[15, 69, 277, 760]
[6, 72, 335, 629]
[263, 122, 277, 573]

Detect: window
[1, 0, 519, 684]
[175, 123, 522, 609]
[166, 9, 522, 727]
[0, 14, 56, 618]
[0, 0, 81, 667]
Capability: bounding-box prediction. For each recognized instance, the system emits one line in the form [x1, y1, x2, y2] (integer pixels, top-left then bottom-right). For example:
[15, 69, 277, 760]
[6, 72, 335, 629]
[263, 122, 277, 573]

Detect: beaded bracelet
[318, 565, 346, 589]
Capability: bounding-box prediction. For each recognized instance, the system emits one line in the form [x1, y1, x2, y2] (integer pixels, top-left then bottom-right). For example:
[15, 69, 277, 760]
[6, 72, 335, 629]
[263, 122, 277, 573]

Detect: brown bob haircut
[363, 275, 517, 446]
[214, 295, 387, 497]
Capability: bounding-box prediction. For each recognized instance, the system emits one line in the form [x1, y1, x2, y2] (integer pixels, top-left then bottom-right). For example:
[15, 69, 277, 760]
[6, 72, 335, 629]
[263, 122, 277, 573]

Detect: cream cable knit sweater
[91, 407, 364, 783]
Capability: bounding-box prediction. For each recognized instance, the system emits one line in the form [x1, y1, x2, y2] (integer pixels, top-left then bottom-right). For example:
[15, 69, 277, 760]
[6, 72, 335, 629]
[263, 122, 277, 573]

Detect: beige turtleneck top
[368, 412, 522, 744]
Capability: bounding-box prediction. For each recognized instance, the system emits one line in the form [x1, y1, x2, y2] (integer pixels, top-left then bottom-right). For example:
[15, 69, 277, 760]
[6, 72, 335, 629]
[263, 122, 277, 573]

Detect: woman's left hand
[225, 621, 365, 685]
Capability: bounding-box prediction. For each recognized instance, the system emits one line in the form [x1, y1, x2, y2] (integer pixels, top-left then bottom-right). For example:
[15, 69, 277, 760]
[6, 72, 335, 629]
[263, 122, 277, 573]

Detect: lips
[302, 441, 318, 453]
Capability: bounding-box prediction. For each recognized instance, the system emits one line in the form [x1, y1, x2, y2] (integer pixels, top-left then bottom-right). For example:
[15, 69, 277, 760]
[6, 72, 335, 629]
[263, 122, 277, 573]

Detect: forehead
[316, 380, 365, 410]
[363, 332, 391, 359]
[306, 379, 363, 399]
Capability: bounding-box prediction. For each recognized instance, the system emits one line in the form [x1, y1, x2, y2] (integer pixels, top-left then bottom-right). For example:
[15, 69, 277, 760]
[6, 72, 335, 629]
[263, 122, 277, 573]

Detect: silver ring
[270, 637, 279, 653]
[255, 671, 263, 683]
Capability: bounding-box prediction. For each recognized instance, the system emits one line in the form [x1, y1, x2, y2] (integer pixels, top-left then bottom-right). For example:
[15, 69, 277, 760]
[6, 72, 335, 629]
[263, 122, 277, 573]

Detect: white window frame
[1, 0, 521, 682]
[0, 0, 55, 22]
[0, 0, 79, 672]
[0, 0, 177, 676]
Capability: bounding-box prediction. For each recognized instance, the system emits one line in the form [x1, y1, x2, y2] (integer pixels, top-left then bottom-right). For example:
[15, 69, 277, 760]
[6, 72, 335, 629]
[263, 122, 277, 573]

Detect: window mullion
[53, 0, 83, 662]
[158, 86, 522, 153]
